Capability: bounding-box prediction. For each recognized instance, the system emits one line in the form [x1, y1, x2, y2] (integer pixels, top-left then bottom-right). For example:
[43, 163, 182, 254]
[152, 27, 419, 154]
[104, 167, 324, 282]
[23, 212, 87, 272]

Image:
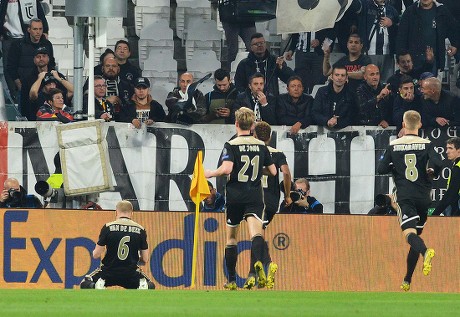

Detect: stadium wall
[0, 209, 458, 292]
[0, 122, 456, 214]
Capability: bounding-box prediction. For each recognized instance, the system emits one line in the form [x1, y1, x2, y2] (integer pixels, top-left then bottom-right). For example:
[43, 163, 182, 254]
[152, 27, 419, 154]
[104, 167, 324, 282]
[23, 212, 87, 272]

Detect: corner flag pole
[189, 150, 210, 288]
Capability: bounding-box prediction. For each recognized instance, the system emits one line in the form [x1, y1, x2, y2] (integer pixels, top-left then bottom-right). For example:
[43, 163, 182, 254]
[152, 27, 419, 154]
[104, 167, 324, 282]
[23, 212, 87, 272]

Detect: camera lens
[289, 191, 302, 202]
[375, 194, 391, 207]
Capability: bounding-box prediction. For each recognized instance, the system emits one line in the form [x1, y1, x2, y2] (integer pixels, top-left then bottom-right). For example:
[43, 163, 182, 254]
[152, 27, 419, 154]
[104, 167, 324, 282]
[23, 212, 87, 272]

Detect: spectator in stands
[202, 68, 237, 124]
[312, 66, 356, 129]
[356, 64, 392, 127]
[358, 0, 399, 83]
[83, 76, 114, 122]
[0, 0, 49, 100]
[201, 181, 225, 212]
[217, 1, 256, 69]
[0, 177, 42, 208]
[333, 0, 361, 54]
[387, 49, 434, 94]
[323, 33, 372, 92]
[279, 178, 323, 214]
[284, 29, 335, 94]
[29, 70, 73, 115]
[276, 75, 314, 134]
[119, 77, 166, 128]
[234, 33, 295, 97]
[393, 75, 424, 134]
[232, 72, 277, 125]
[114, 40, 140, 85]
[85, 57, 134, 119]
[20, 46, 68, 120]
[36, 88, 74, 123]
[7, 18, 55, 99]
[94, 48, 115, 77]
[165, 72, 206, 124]
[396, 0, 459, 74]
[420, 77, 460, 128]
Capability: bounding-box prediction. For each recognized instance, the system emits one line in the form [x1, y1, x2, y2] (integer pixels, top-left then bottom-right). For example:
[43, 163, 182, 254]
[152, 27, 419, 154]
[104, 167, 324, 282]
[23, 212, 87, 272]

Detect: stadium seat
[184, 18, 222, 61]
[187, 50, 220, 79]
[134, 1, 170, 37]
[138, 19, 174, 68]
[149, 80, 175, 112]
[47, 16, 73, 48]
[142, 50, 177, 83]
[176, 0, 212, 39]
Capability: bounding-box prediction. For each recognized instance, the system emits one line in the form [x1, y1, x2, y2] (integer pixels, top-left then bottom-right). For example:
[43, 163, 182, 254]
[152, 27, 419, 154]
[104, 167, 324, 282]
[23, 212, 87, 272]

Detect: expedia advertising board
[1, 209, 458, 292]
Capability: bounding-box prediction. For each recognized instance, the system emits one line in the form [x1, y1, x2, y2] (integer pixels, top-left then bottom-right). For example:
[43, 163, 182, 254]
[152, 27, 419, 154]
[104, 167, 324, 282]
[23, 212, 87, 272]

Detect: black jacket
[392, 93, 424, 131]
[358, 0, 399, 55]
[396, 1, 459, 69]
[421, 89, 460, 128]
[276, 93, 314, 128]
[311, 82, 356, 129]
[232, 89, 277, 125]
[165, 87, 206, 124]
[234, 50, 295, 97]
[119, 97, 166, 123]
[7, 34, 55, 81]
[356, 82, 392, 125]
[0, 186, 42, 208]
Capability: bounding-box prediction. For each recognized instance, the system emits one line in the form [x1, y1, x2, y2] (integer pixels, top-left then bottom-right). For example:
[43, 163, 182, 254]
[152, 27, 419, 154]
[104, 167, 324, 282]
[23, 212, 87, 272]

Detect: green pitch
[0, 290, 458, 317]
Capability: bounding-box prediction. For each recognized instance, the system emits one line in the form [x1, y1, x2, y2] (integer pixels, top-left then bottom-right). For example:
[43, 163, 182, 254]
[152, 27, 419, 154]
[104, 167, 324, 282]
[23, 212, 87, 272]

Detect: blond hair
[116, 200, 133, 213]
[403, 110, 421, 130]
[235, 107, 255, 131]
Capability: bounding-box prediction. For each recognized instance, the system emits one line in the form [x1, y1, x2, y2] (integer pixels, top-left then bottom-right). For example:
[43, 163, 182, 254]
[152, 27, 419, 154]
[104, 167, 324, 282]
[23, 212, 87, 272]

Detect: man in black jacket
[0, 0, 49, 98]
[276, 76, 314, 134]
[234, 33, 295, 97]
[312, 66, 356, 129]
[7, 18, 55, 97]
[420, 77, 460, 128]
[356, 64, 392, 127]
[396, 0, 459, 73]
[232, 72, 277, 125]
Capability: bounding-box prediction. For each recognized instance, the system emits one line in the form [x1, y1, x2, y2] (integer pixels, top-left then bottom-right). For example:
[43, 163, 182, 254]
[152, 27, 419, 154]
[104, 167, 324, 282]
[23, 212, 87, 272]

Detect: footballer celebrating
[205, 107, 276, 290]
[378, 110, 443, 291]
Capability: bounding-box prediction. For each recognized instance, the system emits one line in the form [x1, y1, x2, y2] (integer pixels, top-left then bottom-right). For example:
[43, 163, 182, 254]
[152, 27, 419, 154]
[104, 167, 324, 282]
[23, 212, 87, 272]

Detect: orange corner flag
[189, 150, 210, 205]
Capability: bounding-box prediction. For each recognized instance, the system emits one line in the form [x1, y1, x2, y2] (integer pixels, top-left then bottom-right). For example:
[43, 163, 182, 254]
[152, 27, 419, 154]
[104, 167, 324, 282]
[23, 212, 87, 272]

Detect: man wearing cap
[119, 77, 166, 128]
[7, 18, 55, 98]
[20, 47, 71, 120]
[29, 70, 73, 117]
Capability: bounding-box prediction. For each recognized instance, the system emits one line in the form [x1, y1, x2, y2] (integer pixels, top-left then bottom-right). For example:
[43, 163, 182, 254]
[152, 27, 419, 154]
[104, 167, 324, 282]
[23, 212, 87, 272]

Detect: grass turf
[0, 290, 458, 317]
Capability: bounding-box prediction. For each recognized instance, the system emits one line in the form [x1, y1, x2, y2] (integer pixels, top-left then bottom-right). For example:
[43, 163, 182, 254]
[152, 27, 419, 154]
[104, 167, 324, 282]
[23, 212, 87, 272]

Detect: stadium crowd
[0, 0, 458, 128]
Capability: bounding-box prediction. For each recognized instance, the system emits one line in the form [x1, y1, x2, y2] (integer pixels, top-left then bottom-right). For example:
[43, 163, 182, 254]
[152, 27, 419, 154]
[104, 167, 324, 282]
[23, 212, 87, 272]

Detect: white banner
[2, 122, 453, 214]
[276, 0, 353, 34]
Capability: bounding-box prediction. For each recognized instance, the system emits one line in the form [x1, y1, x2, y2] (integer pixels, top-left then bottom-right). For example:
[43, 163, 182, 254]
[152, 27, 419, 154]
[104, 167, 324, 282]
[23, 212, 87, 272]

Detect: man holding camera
[279, 178, 323, 214]
[0, 178, 42, 208]
[358, 0, 399, 83]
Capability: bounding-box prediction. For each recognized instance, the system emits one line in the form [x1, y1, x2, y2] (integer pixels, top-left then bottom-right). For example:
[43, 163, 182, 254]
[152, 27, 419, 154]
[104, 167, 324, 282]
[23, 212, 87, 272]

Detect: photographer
[0, 178, 42, 208]
[368, 193, 397, 215]
[279, 178, 323, 214]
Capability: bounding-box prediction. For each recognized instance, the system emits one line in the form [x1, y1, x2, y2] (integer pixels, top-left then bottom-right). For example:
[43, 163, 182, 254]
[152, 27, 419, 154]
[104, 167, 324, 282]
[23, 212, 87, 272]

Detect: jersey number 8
[404, 153, 418, 182]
